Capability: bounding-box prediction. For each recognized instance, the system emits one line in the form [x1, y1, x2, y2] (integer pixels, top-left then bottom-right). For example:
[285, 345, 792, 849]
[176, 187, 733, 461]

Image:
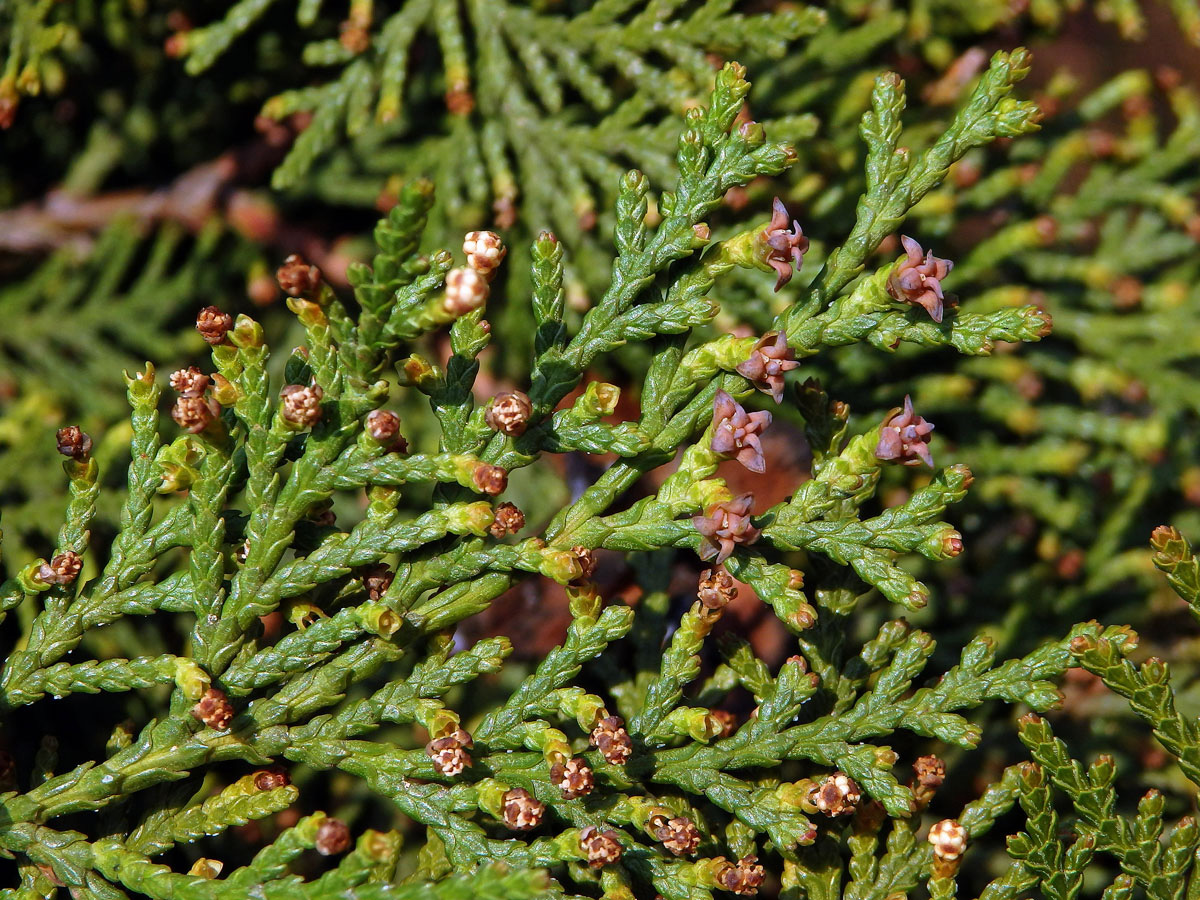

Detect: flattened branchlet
[4, 42, 1197, 900]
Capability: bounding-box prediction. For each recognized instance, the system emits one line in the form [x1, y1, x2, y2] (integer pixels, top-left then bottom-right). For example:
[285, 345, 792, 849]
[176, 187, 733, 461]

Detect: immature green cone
[445, 502, 496, 537]
[189, 859, 223, 879]
[577, 381, 621, 418]
[155, 436, 205, 492]
[174, 658, 212, 701]
[228, 314, 266, 350]
[357, 602, 400, 637]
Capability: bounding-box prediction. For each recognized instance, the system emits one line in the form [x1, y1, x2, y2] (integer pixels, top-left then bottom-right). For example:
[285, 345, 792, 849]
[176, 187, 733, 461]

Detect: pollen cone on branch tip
[550, 758, 594, 799]
[811, 772, 861, 816]
[655, 816, 701, 856]
[253, 768, 290, 791]
[698, 567, 738, 611]
[472, 464, 508, 495]
[366, 410, 408, 453]
[589, 715, 632, 765]
[912, 755, 946, 808]
[196, 306, 233, 344]
[928, 819, 968, 861]
[276, 253, 321, 298]
[280, 384, 323, 428]
[579, 826, 622, 868]
[56, 426, 92, 460]
[191, 688, 234, 731]
[463, 231, 506, 279]
[502, 788, 545, 831]
[489, 502, 525, 538]
[485, 391, 532, 436]
[172, 396, 221, 434]
[426, 728, 473, 777]
[315, 818, 351, 856]
[443, 267, 488, 314]
[360, 564, 393, 600]
[716, 856, 766, 895]
[169, 367, 210, 398]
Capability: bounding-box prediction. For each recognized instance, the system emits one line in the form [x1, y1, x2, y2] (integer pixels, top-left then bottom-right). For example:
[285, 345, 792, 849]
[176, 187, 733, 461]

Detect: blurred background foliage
[3, 0, 1200, 892]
